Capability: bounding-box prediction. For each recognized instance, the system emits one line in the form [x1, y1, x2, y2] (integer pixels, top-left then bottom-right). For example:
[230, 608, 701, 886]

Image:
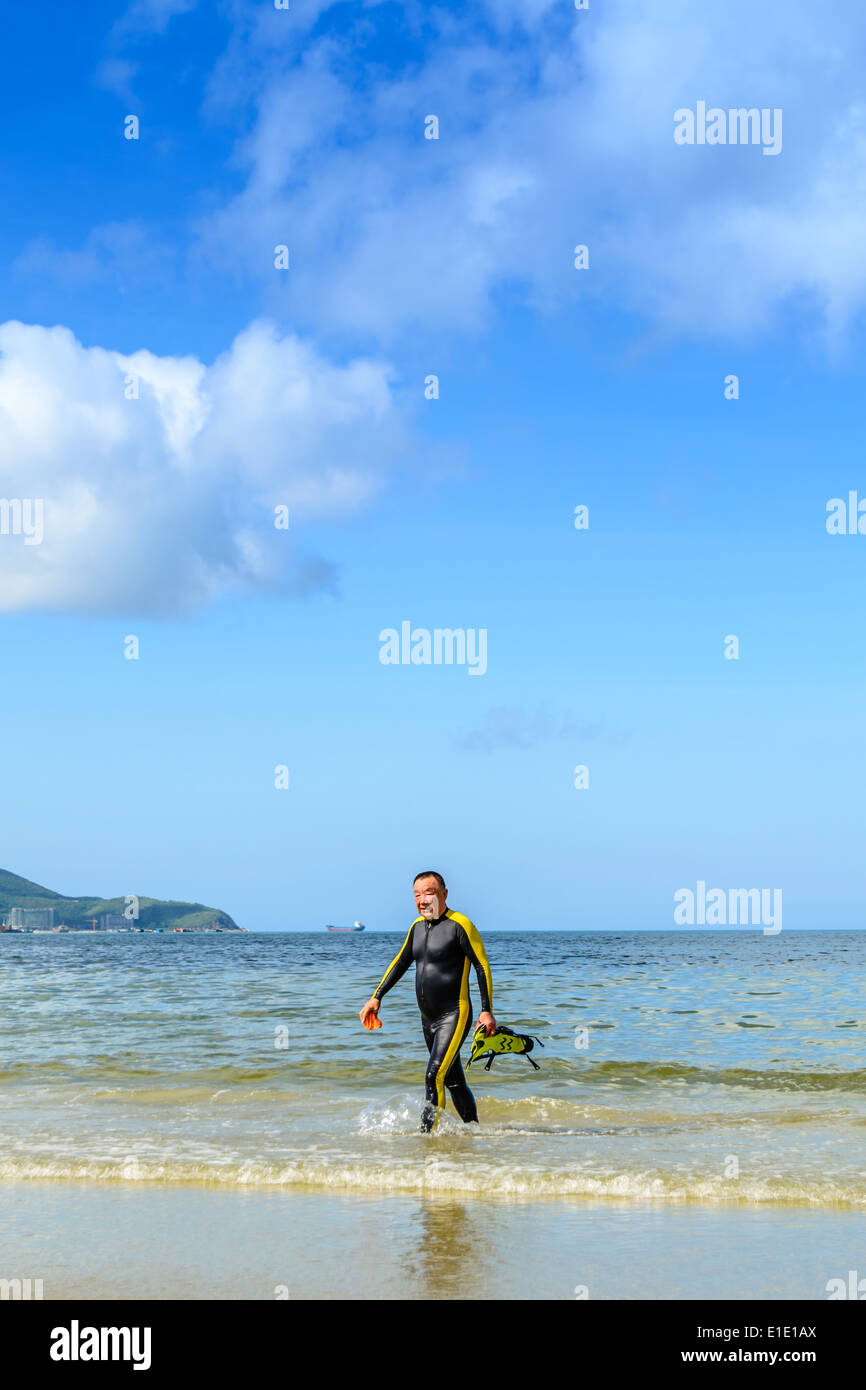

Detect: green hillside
[0, 868, 241, 931]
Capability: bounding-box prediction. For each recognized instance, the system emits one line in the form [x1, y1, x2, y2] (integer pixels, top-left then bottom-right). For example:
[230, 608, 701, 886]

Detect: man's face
[414, 876, 446, 920]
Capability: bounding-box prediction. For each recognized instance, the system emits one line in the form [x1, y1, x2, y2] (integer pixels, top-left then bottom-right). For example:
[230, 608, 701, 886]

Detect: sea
[0, 930, 863, 1298]
[1, 928, 863, 1203]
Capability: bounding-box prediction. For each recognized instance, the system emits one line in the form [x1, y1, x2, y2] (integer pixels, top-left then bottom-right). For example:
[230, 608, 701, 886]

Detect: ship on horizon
[325, 921, 365, 932]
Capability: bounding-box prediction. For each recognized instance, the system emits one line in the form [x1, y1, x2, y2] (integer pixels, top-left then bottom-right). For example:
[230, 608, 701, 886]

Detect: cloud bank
[0, 319, 406, 615]
[192, 0, 866, 343]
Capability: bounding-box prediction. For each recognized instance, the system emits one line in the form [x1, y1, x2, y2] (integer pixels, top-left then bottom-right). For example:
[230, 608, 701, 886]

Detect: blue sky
[1, 0, 865, 931]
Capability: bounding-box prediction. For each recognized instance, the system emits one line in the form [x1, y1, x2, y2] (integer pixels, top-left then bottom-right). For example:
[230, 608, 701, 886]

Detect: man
[360, 871, 497, 1131]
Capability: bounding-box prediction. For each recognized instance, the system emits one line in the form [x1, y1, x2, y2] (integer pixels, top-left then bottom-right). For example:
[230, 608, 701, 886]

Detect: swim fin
[467, 1024, 543, 1071]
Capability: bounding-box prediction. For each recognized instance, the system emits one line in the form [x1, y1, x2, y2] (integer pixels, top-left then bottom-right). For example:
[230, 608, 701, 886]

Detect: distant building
[99, 913, 131, 930]
[9, 907, 56, 929]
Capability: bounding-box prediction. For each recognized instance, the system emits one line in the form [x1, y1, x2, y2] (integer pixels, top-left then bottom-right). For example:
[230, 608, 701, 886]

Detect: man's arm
[373, 919, 419, 1000]
[450, 911, 494, 1016]
[360, 921, 419, 1028]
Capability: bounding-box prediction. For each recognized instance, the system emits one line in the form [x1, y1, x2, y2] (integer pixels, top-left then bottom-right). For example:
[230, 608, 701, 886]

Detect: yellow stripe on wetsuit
[434, 958, 471, 1109]
[372, 916, 423, 998]
[445, 909, 493, 1013]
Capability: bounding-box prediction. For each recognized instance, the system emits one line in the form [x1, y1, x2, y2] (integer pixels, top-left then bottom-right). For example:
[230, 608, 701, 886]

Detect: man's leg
[443, 1034, 478, 1124]
[421, 1006, 472, 1131]
[420, 1015, 438, 1132]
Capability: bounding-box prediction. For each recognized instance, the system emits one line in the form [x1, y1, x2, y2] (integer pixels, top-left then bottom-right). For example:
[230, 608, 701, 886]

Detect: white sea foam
[357, 1094, 468, 1136]
[0, 1153, 863, 1208]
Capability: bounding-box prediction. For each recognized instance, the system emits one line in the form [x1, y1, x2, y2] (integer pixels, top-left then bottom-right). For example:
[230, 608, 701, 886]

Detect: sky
[1, 0, 865, 931]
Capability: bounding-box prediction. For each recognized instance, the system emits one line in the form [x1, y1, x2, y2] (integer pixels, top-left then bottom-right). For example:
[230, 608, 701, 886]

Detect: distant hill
[0, 868, 242, 931]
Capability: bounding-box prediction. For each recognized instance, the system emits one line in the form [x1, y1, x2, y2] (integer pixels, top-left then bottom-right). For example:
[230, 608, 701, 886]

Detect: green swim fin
[467, 1024, 544, 1072]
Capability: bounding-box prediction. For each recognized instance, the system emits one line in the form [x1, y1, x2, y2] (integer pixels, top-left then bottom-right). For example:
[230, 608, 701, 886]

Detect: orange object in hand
[363, 1013, 382, 1030]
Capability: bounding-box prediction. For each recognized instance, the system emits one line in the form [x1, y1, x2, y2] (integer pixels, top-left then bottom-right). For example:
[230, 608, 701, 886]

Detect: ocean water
[0, 930, 864, 1209]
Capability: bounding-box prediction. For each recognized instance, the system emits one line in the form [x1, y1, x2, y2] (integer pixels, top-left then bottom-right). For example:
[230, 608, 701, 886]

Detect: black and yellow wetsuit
[373, 909, 493, 1131]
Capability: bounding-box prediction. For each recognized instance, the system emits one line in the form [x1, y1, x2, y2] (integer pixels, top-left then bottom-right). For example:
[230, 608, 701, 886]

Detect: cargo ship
[325, 921, 365, 932]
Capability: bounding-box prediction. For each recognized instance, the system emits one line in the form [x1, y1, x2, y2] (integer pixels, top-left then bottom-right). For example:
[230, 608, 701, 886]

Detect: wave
[361, 1093, 860, 1132]
[0, 1152, 862, 1208]
[86, 1086, 305, 1105]
[559, 1061, 866, 1092]
[2, 1058, 865, 1092]
[0, 1064, 297, 1086]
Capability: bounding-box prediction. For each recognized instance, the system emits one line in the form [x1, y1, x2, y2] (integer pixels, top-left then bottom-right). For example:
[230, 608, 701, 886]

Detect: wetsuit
[373, 909, 493, 1131]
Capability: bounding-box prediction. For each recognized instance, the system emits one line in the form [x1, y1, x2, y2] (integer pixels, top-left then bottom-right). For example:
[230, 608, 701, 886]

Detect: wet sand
[0, 1180, 859, 1300]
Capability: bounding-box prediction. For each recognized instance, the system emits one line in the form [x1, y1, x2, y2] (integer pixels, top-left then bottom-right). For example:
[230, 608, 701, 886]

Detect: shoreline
[0, 1166, 862, 1212]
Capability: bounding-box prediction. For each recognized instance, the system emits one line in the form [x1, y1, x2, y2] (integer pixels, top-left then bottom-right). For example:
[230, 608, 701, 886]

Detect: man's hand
[476, 1010, 497, 1036]
[360, 997, 381, 1029]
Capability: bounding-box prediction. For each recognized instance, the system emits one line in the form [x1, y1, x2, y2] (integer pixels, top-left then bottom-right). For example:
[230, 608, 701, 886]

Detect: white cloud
[0, 319, 408, 615]
[192, 0, 866, 344]
[14, 221, 173, 289]
[112, 0, 197, 39]
[94, 57, 140, 105]
[96, 0, 199, 105]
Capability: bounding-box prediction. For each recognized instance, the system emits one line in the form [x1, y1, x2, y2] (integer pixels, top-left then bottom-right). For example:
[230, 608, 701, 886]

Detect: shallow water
[0, 931, 863, 1208]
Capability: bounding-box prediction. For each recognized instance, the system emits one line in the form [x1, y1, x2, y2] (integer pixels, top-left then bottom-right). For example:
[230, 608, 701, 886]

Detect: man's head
[413, 871, 447, 920]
